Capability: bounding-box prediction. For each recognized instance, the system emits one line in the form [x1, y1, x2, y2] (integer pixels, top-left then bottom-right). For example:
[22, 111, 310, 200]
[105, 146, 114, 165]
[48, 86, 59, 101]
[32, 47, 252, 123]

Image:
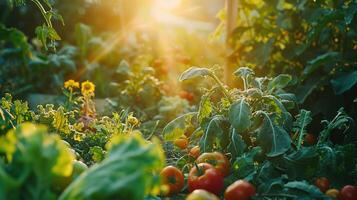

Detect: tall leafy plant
[163, 66, 295, 157]
[6, 0, 64, 50]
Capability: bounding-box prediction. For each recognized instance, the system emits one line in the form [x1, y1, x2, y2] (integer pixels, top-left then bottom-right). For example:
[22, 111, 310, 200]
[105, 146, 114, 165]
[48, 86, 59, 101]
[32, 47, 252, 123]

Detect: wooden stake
[225, 0, 238, 85]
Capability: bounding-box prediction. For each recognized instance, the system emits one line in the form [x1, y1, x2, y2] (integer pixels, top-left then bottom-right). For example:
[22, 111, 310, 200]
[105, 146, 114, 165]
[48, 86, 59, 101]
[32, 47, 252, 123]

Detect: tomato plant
[1, 0, 357, 199]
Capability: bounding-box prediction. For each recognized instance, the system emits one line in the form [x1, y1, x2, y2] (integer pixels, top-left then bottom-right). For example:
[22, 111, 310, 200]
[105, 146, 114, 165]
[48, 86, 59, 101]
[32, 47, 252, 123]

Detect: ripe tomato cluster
[159, 151, 256, 200]
[315, 177, 357, 200]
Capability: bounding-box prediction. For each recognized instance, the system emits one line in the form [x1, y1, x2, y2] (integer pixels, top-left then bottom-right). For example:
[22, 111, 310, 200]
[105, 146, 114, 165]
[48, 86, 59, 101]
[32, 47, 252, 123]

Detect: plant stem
[243, 76, 248, 91]
[30, 0, 52, 28]
[194, 162, 203, 176]
[210, 73, 233, 102]
[146, 120, 159, 140]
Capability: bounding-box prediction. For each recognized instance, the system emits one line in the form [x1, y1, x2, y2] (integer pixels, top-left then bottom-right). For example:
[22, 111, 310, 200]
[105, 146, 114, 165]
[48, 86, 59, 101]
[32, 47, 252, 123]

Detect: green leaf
[35, 25, 61, 50]
[179, 67, 211, 81]
[344, 2, 357, 25]
[228, 99, 251, 133]
[283, 147, 319, 179]
[0, 24, 30, 56]
[303, 52, 341, 76]
[330, 71, 357, 95]
[48, 27, 61, 40]
[162, 112, 196, 141]
[199, 115, 226, 152]
[233, 67, 254, 78]
[227, 128, 246, 159]
[295, 75, 325, 103]
[46, 11, 65, 26]
[284, 181, 324, 197]
[232, 147, 261, 179]
[197, 95, 213, 124]
[267, 74, 292, 93]
[257, 113, 291, 157]
[60, 134, 164, 200]
[292, 109, 312, 149]
[0, 123, 74, 199]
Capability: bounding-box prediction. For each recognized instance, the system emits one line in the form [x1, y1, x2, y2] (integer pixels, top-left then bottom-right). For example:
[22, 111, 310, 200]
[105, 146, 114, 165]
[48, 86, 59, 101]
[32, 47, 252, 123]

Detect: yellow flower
[127, 115, 139, 127]
[64, 80, 79, 90]
[81, 81, 95, 95]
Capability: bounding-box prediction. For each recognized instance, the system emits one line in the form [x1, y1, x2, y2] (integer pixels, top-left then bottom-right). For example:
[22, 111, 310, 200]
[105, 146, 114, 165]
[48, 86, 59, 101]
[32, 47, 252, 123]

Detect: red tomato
[188, 163, 224, 195]
[174, 137, 189, 149]
[196, 152, 230, 177]
[224, 180, 256, 200]
[186, 189, 220, 200]
[189, 146, 200, 158]
[160, 166, 185, 196]
[305, 133, 316, 145]
[339, 185, 357, 200]
[180, 91, 194, 102]
[315, 177, 330, 192]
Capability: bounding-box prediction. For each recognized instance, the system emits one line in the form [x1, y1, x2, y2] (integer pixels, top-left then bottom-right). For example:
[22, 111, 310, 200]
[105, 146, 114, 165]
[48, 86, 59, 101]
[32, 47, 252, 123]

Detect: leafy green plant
[6, 0, 64, 50]
[0, 24, 77, 96]
[164, 66, 295, 157]
[0, 123, 74, 200]
[163, 66, 356, 198]
[59, 133, 165, 200]
[0, 93, 34, 134]
[214, 0, 357, 120]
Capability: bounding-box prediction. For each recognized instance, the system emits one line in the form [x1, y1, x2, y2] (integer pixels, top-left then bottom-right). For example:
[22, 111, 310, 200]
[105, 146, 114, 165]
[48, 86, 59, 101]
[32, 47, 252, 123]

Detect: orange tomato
[160, 166, 184, 196]
[174, 137, 189, 149]
[189, 146, 200, 158]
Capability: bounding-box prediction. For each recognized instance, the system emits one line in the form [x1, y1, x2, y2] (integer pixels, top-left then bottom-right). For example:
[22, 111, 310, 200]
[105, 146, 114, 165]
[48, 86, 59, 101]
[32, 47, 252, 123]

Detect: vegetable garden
[0, 0, 357, 200]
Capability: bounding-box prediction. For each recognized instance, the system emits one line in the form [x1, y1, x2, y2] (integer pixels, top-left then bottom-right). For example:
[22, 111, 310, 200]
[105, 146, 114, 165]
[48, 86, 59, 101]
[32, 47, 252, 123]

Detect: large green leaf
[227, 128, 246, 159]
[267, 74, 292, 93]
[162, 112, 196, 141]
[257, 113, 291, 157]
[60, 134, 165, 200]
[303, 52, 341, 76]
[199, 115, 226, 152]
[197, 95, 213, 124]
[232, 147, 261, 179]
[228, 99, 251, 133]
[283, 147, 319, 179]
[330, 71, 357, 95]
[292, 109, 312, 149]
[233, 67, 254, 78]
[0, 24, 30, 56]
[0, 123, 74, 200]
[179, 67, 211, 81]
[284, 181, 325, 198]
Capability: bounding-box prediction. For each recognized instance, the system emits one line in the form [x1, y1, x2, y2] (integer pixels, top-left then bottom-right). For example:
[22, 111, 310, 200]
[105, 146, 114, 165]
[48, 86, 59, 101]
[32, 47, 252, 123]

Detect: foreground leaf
[60, 134, 165, 200]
